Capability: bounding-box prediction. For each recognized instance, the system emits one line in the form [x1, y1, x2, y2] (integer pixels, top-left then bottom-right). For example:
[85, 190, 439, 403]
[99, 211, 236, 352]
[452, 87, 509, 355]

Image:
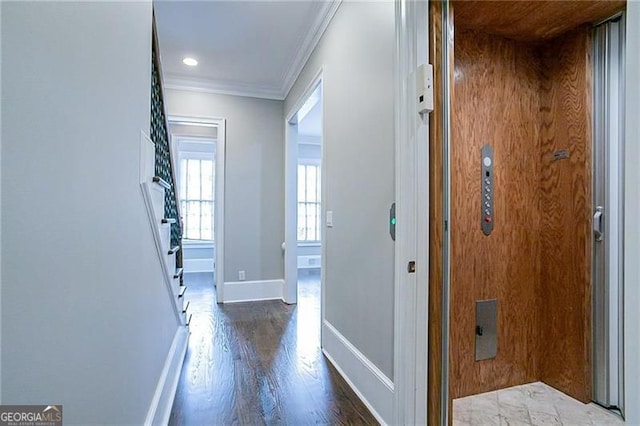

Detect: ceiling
[453, 1, 625, 42]
[154, 1, 340, 100]
[298, 99, 321, 137]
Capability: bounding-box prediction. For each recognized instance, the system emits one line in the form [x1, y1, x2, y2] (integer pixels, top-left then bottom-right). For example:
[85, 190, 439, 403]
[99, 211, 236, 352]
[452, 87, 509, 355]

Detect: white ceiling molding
[164, 74, 283, 100]
[279, 0, 342, 100]
[162, 0, 341, 101]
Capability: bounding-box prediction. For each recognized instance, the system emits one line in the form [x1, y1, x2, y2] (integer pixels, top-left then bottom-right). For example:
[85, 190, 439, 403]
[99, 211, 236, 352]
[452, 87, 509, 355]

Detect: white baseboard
[223, 279, 284, 303]
[183, 258, 214, 274]
[145, 327, 189, 426]
[322, 320, 394, 425]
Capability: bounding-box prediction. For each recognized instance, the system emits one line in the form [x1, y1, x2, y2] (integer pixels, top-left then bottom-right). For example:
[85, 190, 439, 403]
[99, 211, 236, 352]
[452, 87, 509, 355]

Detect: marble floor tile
[453, 382, 624, 426]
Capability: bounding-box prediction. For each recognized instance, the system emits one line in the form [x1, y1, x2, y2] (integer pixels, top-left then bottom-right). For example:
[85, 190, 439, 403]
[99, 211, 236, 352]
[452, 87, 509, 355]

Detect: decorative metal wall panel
[151, 47, 182, 252]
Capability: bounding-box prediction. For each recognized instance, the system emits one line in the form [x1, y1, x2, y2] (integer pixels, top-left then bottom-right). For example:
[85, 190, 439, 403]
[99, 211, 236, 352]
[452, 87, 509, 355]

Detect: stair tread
[185, 313, 192, 327]
[162, 218, 177, 224]
[168, 245, 180, 255]
[182, 300, 190, 314]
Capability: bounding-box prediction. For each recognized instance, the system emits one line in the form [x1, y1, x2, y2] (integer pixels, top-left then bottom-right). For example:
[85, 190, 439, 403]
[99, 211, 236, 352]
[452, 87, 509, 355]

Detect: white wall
[1, 2, 179, 423]
[165, 90, 284, 283]
[624, 1, 640, 422]
[284, 1, 396, 381]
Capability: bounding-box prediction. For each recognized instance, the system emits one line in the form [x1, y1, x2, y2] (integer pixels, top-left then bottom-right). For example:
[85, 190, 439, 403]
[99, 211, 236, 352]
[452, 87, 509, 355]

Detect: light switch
[326, 211, 333, 227]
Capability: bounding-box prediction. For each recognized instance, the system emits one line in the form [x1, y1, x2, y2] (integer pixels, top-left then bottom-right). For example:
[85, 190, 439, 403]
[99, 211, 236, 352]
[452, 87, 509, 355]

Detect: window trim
[179, 153, 215, 242]
[297, 162, 321, 243]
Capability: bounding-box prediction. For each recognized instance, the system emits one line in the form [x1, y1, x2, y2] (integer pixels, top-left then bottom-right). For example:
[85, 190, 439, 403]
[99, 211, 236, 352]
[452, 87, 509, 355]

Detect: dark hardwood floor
[169, 271, 378, 426]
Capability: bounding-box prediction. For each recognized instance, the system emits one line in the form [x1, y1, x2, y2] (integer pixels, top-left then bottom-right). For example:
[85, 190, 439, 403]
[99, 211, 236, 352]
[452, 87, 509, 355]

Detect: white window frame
[297, 158, 321, 244]
[178, 150, 215, 242]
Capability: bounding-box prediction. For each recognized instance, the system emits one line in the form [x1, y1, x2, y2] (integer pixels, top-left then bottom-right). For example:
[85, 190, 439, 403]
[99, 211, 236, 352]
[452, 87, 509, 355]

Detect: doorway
[168, 116, 226, 303]
[428, 1, 628, 424]
[284, 75, 323, 306]
[593, 13, 626, 415]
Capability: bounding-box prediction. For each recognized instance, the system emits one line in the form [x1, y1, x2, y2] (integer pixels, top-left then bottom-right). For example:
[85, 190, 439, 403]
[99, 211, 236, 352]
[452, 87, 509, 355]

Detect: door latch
[407, 261, 416, 273]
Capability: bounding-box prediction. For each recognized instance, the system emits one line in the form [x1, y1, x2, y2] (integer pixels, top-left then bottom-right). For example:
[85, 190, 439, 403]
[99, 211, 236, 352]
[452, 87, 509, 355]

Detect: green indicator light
[391, 218, 397, 225]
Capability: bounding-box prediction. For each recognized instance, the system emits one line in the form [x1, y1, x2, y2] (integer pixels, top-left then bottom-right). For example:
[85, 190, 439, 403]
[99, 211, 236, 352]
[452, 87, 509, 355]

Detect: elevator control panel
[481, 144, 494, 236]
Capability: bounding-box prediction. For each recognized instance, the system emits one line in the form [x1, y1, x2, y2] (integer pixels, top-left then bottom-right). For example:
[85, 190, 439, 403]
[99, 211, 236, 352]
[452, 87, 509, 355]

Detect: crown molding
[163, 74, 284, 100]
[279, 0, 342, 100]
[162, 0, 341, 102]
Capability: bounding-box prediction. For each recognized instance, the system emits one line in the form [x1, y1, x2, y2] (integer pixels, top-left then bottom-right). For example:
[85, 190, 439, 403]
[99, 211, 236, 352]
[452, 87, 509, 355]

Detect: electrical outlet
[239, 270, 246, 281]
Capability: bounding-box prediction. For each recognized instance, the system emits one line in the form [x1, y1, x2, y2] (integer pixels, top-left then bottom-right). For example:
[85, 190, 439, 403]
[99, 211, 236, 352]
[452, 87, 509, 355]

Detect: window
[179, 157, 214, 241]
[297, 164, 320, 241]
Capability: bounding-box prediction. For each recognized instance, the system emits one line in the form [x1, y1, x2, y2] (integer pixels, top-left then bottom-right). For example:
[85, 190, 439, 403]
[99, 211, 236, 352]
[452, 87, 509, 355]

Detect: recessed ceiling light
[182, 57, 198, 67]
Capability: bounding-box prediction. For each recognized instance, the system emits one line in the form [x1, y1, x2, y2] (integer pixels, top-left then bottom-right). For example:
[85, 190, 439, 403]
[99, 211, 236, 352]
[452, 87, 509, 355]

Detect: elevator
[427, 1, 627, 424]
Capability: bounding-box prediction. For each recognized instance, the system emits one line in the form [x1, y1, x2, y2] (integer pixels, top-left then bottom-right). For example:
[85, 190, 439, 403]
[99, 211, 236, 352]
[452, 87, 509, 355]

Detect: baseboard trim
[145, 327, 189, 426]
[183, 258, 214, 274]
[223, 279, 284, 303]
[322, 320, 394, 425]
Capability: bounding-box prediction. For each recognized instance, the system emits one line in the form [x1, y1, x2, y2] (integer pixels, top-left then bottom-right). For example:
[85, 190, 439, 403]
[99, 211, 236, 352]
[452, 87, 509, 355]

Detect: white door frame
[624, 2, 640, 423]
[283, 69, 324, 306]
[282, 4, 430, 420]
[167, 115, 227, 303]
[393, 0, 430, 424]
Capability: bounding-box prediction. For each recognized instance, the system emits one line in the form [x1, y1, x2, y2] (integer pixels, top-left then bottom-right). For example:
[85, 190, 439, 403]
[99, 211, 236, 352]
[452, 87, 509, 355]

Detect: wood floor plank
[169, 272, 378, 426]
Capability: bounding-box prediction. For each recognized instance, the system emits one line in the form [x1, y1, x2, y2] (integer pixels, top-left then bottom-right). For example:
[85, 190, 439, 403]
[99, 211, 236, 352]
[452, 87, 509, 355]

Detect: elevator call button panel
[481, 144, 494, 236]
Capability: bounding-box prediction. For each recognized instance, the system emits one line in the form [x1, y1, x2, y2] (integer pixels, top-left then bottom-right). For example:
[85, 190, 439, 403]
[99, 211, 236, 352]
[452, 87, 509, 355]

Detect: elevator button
[484, 216, 492, 223]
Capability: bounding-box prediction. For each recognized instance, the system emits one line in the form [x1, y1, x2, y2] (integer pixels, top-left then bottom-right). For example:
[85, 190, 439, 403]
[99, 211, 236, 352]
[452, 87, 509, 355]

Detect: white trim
[222, 279, 284, 303]
[162, 2, 340, 101]
[183, 258, 214, 274]
[624, 2, 640, 422]
[393, 1, 430, 424]
[298, 158, 321, 166]
[179, 151, 214, 161]
[298, 242, 321, 248]
[139, 131, 156, 185]
[284, 68, 324, 305]
[167, 115, 226, 303]
[182, 240, 214, 248]
[144, 327, 189, 426]
[164, 75, 283, 101]
[141, 181, 183, 324]
[280, 1, 341, 99]
[322, 320, 394, 425]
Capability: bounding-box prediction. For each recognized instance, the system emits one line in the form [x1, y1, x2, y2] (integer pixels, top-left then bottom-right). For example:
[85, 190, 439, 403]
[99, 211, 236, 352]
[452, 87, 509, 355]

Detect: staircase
[138, 21, 190, 327]
[143, 175, 190, 326]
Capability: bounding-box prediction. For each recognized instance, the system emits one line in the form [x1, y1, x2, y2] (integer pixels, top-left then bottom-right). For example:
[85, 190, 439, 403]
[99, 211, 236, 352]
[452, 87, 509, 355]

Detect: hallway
[169, 272, 377, 425]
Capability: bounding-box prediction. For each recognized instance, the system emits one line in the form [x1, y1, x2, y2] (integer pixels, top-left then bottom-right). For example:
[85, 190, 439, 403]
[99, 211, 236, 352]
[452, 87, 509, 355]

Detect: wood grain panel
[538, 27, 593, 404]
[428, 1, 445, 424]
[453, 0, 625, 42]
[449, 30, 542, 399]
